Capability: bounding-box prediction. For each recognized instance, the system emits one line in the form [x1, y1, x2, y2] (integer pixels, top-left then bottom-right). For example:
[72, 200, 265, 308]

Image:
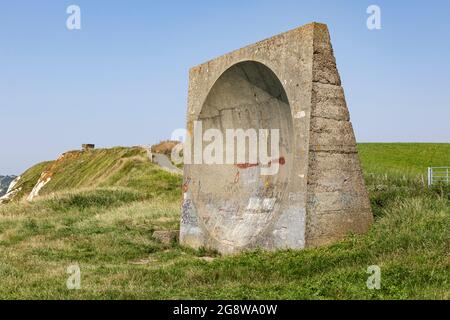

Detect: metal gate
[428, 167, 450, 187]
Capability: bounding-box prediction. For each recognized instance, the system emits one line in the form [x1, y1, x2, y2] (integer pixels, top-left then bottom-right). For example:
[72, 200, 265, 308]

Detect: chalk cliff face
[0, 176, 17, 197]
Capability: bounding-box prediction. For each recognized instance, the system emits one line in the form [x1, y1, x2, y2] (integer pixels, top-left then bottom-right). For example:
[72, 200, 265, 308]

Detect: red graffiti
[234, 157, 285, 169]
[268, 157, 286, 166]
[235, 163, 259, 169]
[182, 178, 191, 193]
[234, 171, 240, 183]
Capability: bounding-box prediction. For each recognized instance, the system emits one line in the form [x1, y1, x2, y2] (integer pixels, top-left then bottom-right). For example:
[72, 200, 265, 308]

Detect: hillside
[0, 143, 448, 299]
[3, 147, 181, 203]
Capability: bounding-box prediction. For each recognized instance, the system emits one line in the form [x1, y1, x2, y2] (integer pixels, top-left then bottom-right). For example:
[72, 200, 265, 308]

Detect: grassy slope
[11, 161, 53, 200]
[9, 147, 180, 202]
[0, 144, 449, 299]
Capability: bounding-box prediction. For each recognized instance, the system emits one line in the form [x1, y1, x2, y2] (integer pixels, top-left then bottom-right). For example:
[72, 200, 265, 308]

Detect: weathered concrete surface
[180, 22, 373, 254]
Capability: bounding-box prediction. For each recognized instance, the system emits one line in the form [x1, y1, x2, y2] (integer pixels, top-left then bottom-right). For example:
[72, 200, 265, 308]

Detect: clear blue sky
[1, 0, 449, 174]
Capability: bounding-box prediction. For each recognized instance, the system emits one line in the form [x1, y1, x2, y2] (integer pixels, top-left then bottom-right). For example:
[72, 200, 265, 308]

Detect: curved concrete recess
[191, 61, 294, 252]
[181, 23, 373, 254]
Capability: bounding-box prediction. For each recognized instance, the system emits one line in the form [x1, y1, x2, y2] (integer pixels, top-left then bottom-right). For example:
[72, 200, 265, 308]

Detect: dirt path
[152, 153, 183, 175]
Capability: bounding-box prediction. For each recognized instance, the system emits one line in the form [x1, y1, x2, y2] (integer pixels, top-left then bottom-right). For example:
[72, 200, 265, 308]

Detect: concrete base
[180, 22, 373, 254]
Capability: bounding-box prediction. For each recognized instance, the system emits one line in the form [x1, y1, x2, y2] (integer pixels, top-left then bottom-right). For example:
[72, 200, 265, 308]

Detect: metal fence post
[427, 167, 431, 187]
[447, 167, 449, 184]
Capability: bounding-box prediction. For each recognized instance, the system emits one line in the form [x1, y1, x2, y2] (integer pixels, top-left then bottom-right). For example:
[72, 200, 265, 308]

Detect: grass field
[0, 143, 448, 299]
[358, 143, 450, 177]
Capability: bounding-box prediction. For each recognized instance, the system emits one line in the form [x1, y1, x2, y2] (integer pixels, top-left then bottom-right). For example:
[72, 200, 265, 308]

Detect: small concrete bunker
[180, 23, 373, 254]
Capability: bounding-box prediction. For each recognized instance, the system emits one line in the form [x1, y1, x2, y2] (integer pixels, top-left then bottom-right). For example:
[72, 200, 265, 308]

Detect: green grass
[358, 143, 450, 177]
[8, 147, 181, 202]
[0, 144, 448, 299]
